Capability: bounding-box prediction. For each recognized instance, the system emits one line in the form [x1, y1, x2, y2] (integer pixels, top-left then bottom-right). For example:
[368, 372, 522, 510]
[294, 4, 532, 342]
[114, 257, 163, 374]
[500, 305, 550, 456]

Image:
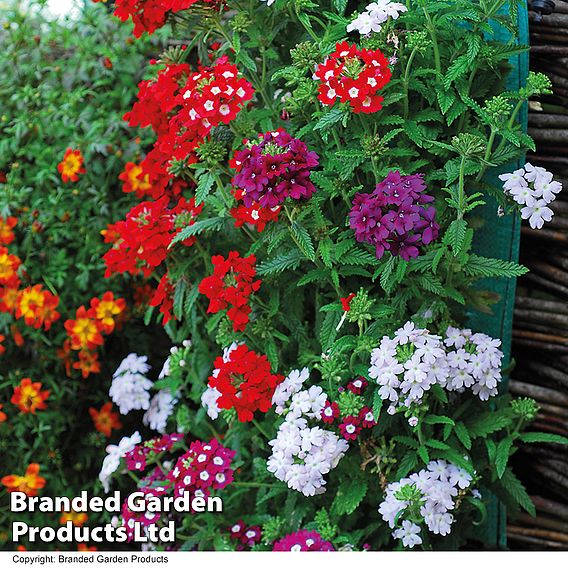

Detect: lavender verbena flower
[232, 129, 319, 208]
[346, 1, 408, 36]
[267, 367, 347, 496]
[443, 327, 503, 401]
[369, 323, 504, 409]
[349, 171, 439, 260]
[378, 460, 474, 548]
[369, 321, 446, 408]
[499, 162, 562, 229]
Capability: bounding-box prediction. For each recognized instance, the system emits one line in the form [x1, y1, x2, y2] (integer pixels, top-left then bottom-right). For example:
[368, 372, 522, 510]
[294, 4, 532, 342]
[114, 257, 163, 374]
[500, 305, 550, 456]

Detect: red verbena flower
[149, 272, 175, 325]
[198, 251, 261, 332]
[208, 343, 283, 422]
[315, 42, 391, 114]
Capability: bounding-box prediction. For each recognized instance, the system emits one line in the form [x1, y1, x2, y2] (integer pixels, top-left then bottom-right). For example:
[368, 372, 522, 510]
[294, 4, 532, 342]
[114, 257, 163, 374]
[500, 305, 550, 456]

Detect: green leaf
[495, 437, 513, 478]
[500, 467, 536, 516]
[519, 432, 568, 445]
[467, 411, 512, 438]
[463, 254, 529, 278]
[418, 445, 430, 464]
[444, 219, 468, 255]
[170, 217, 226, 245]
[332, 477, 368, 515]
[454, 422, 472, 450]
[257, 250, 304, 276]
[290, 222, 316, 261]
[423, 415, 455, 426]
[320, 311, 340, 351]
[195, 172, 214, 205]
[314, 107, 346, 131]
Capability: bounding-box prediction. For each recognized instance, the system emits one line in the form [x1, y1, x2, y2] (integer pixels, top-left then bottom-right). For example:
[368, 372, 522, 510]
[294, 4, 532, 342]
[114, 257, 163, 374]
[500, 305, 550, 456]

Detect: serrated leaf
[332, 477, 368, 516]
[290, 222, 316, 261]
[257, 250, 304, 276]
[195, 172, 214, 205]
[170, 217, 226, 245]
[454, 422, 472, 450]
[519, 432, 568, 445]
[500, 467, 535, 516]
[495, 437, 513, 478]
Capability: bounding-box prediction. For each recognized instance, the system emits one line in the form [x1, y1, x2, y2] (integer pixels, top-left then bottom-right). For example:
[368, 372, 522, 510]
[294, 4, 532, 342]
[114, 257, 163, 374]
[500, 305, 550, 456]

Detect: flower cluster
[62, 292, 126, 379]
[268, 368, 348, 496]
[207, 343, 283, 422]
[272, 530, 334, 551]
[315, 42, 391, 114]
[167, 438, 235, 498]
[349, 171, 439, 260]
[499, 162, 563, 229]
[89, 402, 122, 437]
[323, 379, 377, 441]
[231, 129, 319, 208]
[103, 196, 202, 278]
[347, 1, 408, 36]
[228, 520, 262, 550]
[229, 189, 281, 233]
[143, 390, 178, 433]
[125, 60, 253, 197]
[369, 322, 504, 412]
[11, 378, 50, 414]
[99, 432, 142, 492]
[1, 463, 46, 497]
[198, 251, 261, 332]
[443, 326, 504, 401]
[57, 148, 85, 183]
[109, 354, 154, 414]
[0, 216, 17, 245]
[379, 460, 474, 548]
[124, 433, 184, 472]
[113, 0, 219, 38]
[15, 284, 60, 331]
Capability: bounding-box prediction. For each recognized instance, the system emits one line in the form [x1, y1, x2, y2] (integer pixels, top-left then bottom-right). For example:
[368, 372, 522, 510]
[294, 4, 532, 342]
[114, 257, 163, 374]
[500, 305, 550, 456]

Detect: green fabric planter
[468, 1, 529, 549]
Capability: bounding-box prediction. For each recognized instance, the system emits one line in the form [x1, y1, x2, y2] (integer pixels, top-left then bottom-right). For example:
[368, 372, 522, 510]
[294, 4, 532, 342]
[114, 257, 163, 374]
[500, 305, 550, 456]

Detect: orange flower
[90, 291, 126, 334]
[60, 510, 88, 527]
[119, 162, 152, 198]
[57, 339, 73, 377]
[0, 276, 21, 314]
[0, 247, 21, 284]
[15, 284, 60, 330]
[11, 378, 49, 414]
[64, 306, 104, 350]
[0, 216, 17, 245]
[0, 403, 7, 422]
[11, 324, 25, 347]
[16, 546, 26, 551]
[77, 544, 97, 552]
[73, 349, 101, 379]
[89, 402, 122, 437]
[58, 148, 86, 183]
[1, 463, 46, 496]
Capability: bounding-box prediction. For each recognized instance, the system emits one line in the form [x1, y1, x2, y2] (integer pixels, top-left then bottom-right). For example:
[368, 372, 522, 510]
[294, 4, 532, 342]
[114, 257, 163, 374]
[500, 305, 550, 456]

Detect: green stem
[457, 155, 467, 220]
[252, 418, 271, 440]
[403, 48, 419, 119]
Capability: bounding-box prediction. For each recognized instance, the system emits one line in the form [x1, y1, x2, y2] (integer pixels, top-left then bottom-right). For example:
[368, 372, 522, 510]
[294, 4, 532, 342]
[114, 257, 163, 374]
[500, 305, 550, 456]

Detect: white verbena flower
[110, 354, 153, 415]
[143, 390, 177, 433]
[99, 431, 141, 492]
[347, 1, 407, 35]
